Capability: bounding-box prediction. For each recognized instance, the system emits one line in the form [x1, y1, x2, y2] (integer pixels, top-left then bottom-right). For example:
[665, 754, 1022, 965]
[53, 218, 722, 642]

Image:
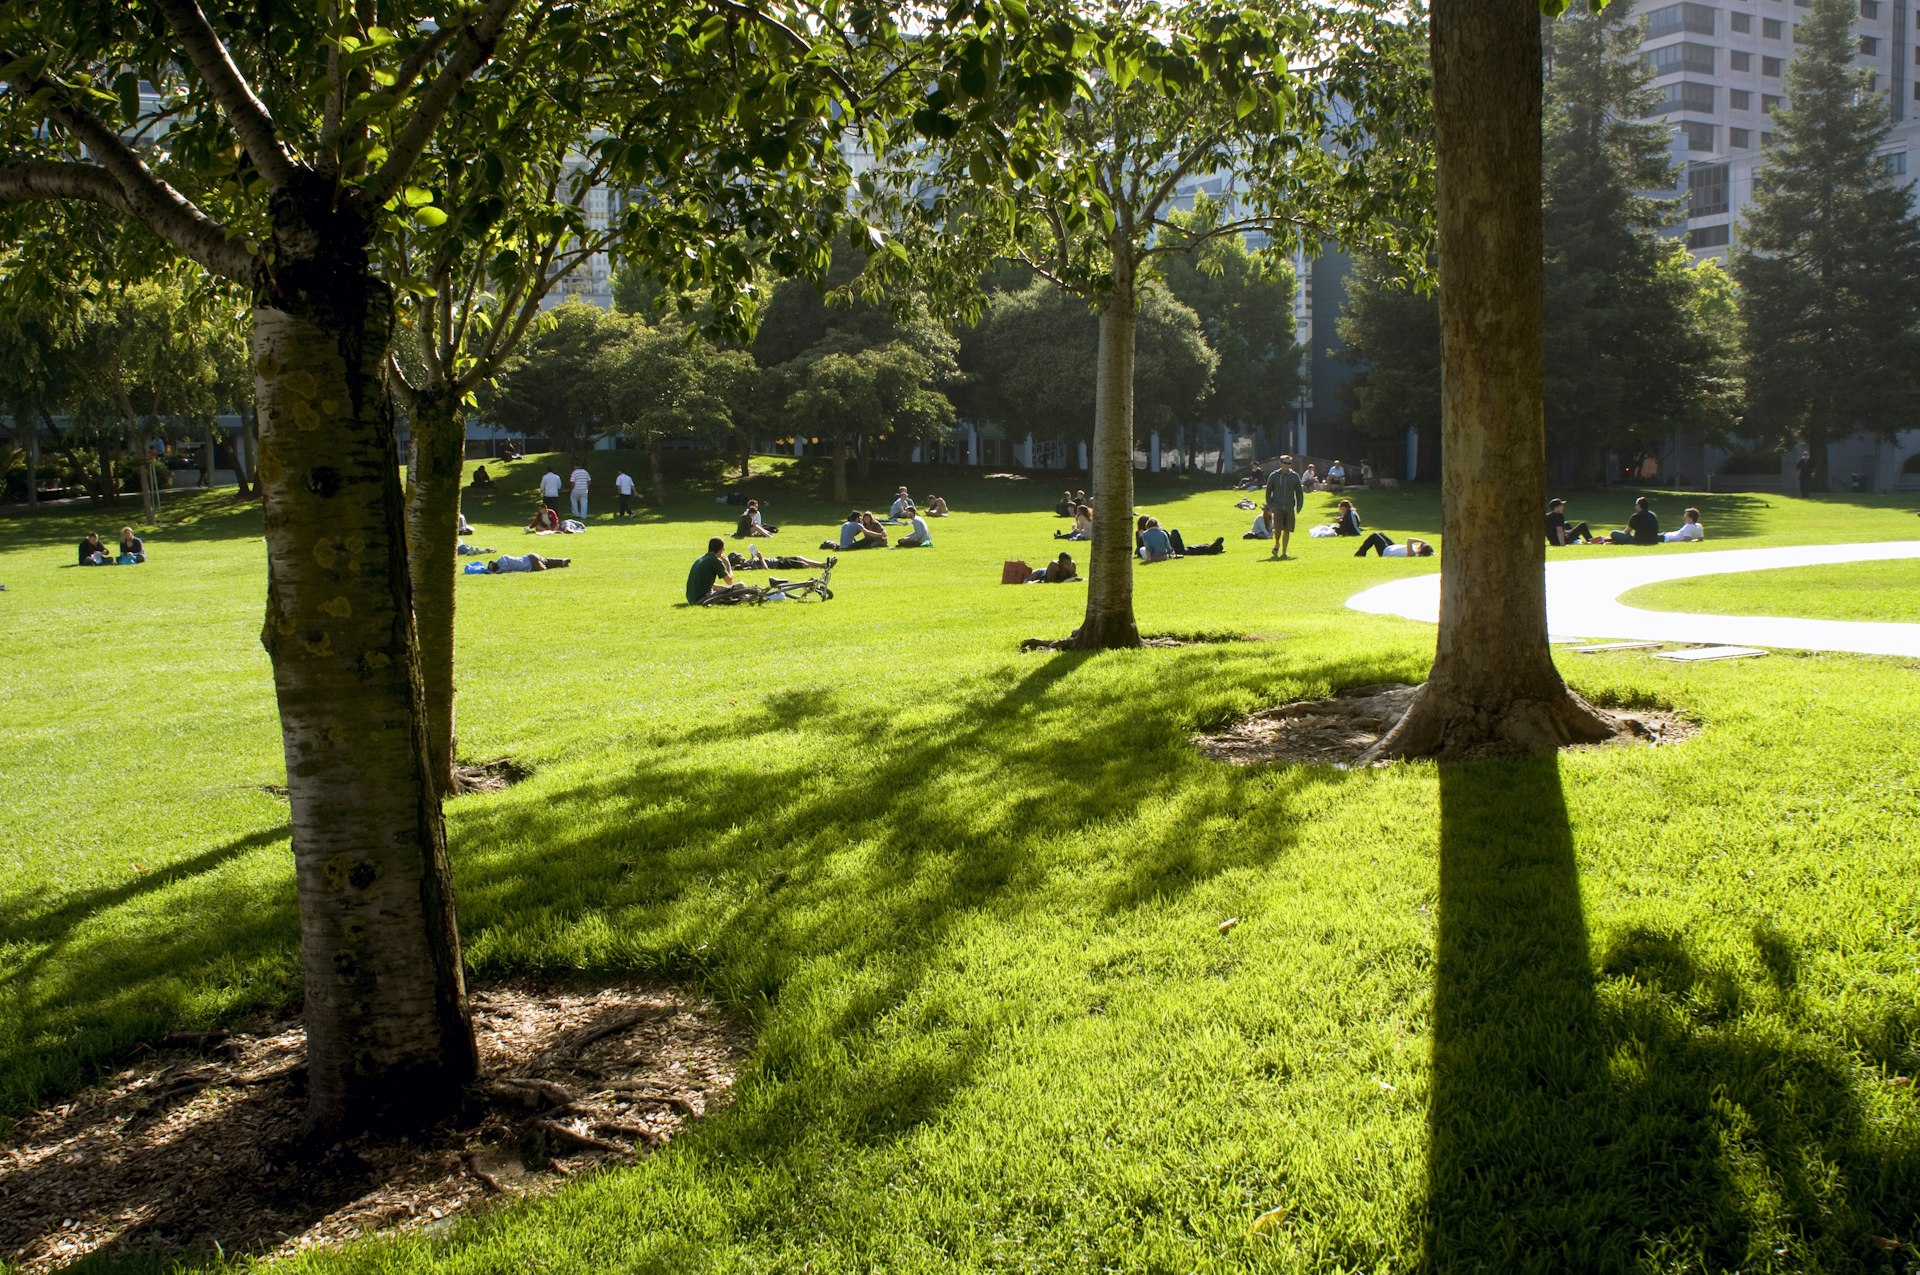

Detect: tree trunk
[202, 420, 217, 488]
[96, 439, 117, 506]
[1069, 266, 1143, 650]
[737, 433, 752, 481]
[649, 435, 667, 506]
[23, 413, 38, 508]
[832, 432, 849, 504]
[1368, 0, 1613, 760]
[857, 433, 872, 483]
[403, 393, 466, 797]
[252, 209, 476, 1136]
[1806, 423, 1829, 493]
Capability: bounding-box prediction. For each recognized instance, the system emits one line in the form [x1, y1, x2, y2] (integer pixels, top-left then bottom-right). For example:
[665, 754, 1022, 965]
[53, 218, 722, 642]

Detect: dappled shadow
[1424, 757, 1920, 1271]
[0, 490, 265, 552]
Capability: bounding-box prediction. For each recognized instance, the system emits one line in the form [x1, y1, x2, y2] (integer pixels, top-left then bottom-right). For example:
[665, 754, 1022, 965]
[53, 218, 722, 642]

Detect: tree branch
[0, 159, 254, 283]
[152, 0, 299, 189]
[363, 0, 525, 209]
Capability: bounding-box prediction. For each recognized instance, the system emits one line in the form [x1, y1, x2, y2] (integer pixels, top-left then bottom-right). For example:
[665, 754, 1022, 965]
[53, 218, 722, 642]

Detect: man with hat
[1544, 498, 1595, 546]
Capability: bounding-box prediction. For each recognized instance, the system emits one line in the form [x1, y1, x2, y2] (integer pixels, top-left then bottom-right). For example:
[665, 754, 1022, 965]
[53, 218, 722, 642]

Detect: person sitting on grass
[1354, 533, 1435, 558]
[117, 526, 146, 564]
[1544, 497, 1595, 546]
[1330, 499, 1361, 537]
[1244, 511, 1268, 540]
[527, 505, 563, 533]
[925, 494, 950, 517]
[896, 505, 933, 548]
[1605, 496, 1660, 545]
[1327, 459, 1347, 487]
[1139, 517, 1176, 563]
[1055, 490, 1075, 517]
[858, 511, 891, 546]
[685, 536, 756, 604]
[487, 552, 571, 573]
[1055, 504, 1094, 541]
[77, 532, 111, 565]
[888, 487, 913, 520]
[734, 499, 777, 538]
[1662, 507, 1706, 542]
[470, 465, 494, 489]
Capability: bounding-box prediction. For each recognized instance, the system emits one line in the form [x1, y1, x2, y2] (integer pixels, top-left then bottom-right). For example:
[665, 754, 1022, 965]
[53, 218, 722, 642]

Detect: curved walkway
[1346, 541, 1920, 658]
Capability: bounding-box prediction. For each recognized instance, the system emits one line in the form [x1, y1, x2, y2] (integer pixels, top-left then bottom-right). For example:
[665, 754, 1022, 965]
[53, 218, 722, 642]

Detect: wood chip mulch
[1196, 683, 1698, 768]
[0, 983, 743, 1272]
[1020, 631, 1260, 652]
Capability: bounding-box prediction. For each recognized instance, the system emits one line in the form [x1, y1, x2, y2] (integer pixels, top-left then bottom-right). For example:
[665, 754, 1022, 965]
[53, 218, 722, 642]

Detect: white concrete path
[1346, 541, 1920, 658]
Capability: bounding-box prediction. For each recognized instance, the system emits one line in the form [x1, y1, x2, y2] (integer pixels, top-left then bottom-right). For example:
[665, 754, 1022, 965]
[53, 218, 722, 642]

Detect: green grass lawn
[1623, 560, 1920, 624]
[4, 470, 1920, 1273]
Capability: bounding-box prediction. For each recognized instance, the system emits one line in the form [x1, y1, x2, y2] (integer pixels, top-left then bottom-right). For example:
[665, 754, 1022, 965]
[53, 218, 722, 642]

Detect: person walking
[614, 469, 635, 518]
[539, 467, 563, 514]
[1263, 455, 1305, 559]
[568, 462, 591, 519]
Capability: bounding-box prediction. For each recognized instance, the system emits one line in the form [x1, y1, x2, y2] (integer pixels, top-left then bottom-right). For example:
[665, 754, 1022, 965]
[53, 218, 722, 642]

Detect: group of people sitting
[1135, 515, 1226, 561]
[734, 500, 778, 537]
[525, 506, 586, 534]
[1548, 497, 1705, 546]
[888, 487, 949, 519]
[821, 505, 933, 550]
[78, 528, 145, 566]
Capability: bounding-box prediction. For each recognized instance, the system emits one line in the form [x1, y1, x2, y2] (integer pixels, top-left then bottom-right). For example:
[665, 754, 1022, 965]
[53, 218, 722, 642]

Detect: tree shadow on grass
[0, 826, 297, 1121]
[1424, 756, 1920, 1272]
[447, 645, 1322, 1160]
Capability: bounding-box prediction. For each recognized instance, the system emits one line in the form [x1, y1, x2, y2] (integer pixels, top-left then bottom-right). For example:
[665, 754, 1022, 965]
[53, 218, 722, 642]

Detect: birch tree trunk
[1368, 0, 1613, 759]
[1069, 260, 1143, 650]
[403, 393, 466, 796]
[253, 208, 475, 1135]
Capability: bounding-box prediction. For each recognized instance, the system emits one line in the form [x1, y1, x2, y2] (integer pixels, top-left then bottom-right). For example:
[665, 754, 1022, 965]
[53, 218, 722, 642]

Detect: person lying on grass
[1032, 552, 1079, 582]
[896, 506, 933, 548]
[1662, 508, 1705, 542]
[729, 547, 833, 571]
[1354, 533, 1434, 558]
[488, 553, 571, 573]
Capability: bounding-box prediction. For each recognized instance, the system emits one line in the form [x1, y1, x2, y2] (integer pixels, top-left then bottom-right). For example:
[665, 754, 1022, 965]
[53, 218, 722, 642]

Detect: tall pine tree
[1730, 0, 1920, 491]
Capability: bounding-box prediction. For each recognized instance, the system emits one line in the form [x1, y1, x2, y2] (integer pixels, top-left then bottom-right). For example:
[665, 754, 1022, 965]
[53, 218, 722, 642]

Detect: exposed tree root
[1362, 681, 1621, 764]
[450, 757, 531, 795]
[1023, 631, 1254, 653]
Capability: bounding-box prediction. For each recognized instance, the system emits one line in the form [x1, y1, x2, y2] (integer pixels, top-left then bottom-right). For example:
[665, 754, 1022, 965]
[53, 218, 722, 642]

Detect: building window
[1731, 126, 1753, 146]
[1763, 93, 1784, 112]
[1648, 81, 1719, 114]
[1681, 121, 1717, 150]
[1731, 50, 1753, 71]
[1861, 0, 1880, 16]
[1887, 152, 1909, 175]
[1763, 17, 1785, 37]
[1646, 42, 1718, 75]
[1866, 72, 1878, 91]
[1689, 162, 1731, 215]
[1861, 35, 1880, 54]
[1730, 89, 1753, 109]
[1645, 2, 1719, 37]
[1732, 10, 1753, 31]
[1687, 224, 1732, 249]
[1763, 56, 1784, 76]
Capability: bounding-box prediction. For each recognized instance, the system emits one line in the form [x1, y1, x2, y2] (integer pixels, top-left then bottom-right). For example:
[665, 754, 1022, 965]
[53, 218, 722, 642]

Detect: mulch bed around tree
[1020, 631, 1261, 652]
[0, 984, 743, 1272]
[1195, 682, 1698, 768]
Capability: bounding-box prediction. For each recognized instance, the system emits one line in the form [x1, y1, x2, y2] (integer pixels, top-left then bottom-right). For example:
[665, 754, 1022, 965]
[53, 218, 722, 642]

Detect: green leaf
[412, 206, 449, 228]
[114, 71, 140, 122]
[401, 186, 435, 208]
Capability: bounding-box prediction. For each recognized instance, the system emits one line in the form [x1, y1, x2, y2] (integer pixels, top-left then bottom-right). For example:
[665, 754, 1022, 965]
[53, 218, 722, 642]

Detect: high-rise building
[1634, 0, 1920, 259]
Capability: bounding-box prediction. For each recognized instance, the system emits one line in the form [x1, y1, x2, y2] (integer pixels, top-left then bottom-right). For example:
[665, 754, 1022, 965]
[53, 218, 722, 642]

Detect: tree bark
[24, 413, 38, 508]
[1368, 0, 1613, 760]
[252, 200, 476, 1135]
[857, 433, 872, 483]
[237, 403, 261, 497]
[403, 392, 466, 797]
[649, 435, 666, 505]
[737, 434, 751, 481]
[1068, 261, 1143, 650]
[831, 431, 849, 505]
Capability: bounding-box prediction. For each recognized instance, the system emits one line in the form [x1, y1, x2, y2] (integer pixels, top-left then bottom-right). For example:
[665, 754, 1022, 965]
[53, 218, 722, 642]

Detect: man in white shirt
[539, 468, 562, 514]
[614, 469, 636, 518]
[1662, 508, 1705, 542]
[568, 464, 590, 519]
[897, 505, 933, 547]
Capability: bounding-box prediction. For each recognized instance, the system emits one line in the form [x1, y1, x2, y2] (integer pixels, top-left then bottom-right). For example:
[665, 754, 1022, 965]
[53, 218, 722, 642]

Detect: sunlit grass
[1623, 559, 1920, 624]
[3, 468, 1919, 1273]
